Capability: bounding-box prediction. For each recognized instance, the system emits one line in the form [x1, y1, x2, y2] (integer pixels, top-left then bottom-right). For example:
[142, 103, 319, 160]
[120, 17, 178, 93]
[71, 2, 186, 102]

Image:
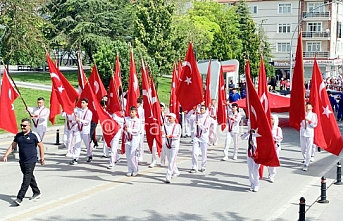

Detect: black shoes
[87, 157, 93, 162]
[30, 193, 42, 200]
[13, 198, 22, 206]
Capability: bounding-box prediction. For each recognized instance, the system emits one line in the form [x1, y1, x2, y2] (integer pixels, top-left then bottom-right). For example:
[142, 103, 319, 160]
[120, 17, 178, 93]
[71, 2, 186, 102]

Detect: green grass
[0, 87, 64, 134]
[156, 77, 172, 105]
[11, 71, 81, 87]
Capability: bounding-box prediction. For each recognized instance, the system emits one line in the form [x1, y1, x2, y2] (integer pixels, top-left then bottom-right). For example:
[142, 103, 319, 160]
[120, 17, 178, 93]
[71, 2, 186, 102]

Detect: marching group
[2, 93, 319, 205]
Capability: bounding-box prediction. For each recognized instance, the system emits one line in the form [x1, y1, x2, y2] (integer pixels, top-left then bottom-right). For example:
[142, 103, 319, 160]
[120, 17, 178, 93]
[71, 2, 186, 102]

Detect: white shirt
[124, 116, 141, 142]
[75, 107, 92, 134]
[227, 110, 241, 133]
[194, 113, 211, 142]
[27, 106, 50, 132]
[300, 111, 318, 137]
[61, 111, 77, 132]
[164, 122, 181, 148]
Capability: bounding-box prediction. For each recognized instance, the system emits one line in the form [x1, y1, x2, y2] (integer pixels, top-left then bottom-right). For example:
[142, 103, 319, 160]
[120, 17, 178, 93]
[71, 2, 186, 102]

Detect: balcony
[303, 51, 329, 58]
[302, 11, 330, 18]
[302, 31, 330, 38]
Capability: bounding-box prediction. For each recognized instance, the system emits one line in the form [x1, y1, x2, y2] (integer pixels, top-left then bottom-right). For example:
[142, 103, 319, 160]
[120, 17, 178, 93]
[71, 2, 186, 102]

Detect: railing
[302, 31, 330, 38]
[303, 51, 329, 58]
[302, 11, 330, 18]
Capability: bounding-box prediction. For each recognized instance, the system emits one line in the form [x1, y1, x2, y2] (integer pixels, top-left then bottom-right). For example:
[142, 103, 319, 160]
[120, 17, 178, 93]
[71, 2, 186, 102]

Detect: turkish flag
[176, 43, 203, 111]
[77, 54, 88, 94]
[245, 61, 279, 167]
[88, 64, 107, 102]
[125, 49, 140, 116]
[114, 55, 122, 87]
[309, 59, 343, 156]
[204, 59, 212, 108]
[258, 56, 272, 126]
[217, 66, 227, 131]
[169, 63, 179, 116]
[150, 73, 163, 156]
[257, 56, 272, 178]
[49, 88, 60, 125]
[289, 31, 306, 131]
[0, 68, 19, 134]
[80, 83, 120, 147]
[177, 59, 183, 90]
[141, 60, 162, 155]
[46, 54, 78, 115]
[106, 73, 121, 114]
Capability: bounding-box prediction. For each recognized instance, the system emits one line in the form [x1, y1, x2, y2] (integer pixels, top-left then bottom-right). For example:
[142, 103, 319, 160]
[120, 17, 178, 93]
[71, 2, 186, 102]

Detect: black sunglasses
[20, 124, 29, 127]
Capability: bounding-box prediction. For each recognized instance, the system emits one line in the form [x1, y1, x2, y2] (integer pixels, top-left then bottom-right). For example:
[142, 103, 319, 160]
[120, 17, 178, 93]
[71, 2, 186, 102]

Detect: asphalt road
[0, 114, 343, 221]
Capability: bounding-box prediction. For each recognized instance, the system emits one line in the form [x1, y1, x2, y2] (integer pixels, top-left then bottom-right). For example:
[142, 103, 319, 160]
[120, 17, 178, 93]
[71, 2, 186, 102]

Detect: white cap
[167, 113, 176, 119]
[160, 102, 166, 108]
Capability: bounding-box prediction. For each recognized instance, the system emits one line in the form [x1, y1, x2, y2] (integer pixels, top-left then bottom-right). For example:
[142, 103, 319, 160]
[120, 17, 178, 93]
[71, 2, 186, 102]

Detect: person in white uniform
[69, 98, 93, 165]
[300, 102, 318, 171]
[105, 111, 124, 169]
[61, 111, 77, 157]
[123, 106, 141, 176]
[267, 114, 283, 183]
[27, 97, 50, 141]
[189, 105, 211, 173]
[208, 99, 218, 146]
[241, 129, 260, 192]
[223, 103, 242, 161]
[164, 113, 181, 183]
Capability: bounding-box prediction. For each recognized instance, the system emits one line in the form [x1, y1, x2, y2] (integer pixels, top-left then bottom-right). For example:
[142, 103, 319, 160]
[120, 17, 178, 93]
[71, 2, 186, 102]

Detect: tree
[93, 40, 158, 91]
[257, 22, 275, 77]
[0, 0, 49, 67]
[45, 0, 135, 61]
[235, 0, 261, 78]
[134, 0, 175, 75]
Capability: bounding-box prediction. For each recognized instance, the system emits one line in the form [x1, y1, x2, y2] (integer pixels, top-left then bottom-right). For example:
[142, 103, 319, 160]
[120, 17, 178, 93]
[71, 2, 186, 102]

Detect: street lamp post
[289, 0, 340, 88]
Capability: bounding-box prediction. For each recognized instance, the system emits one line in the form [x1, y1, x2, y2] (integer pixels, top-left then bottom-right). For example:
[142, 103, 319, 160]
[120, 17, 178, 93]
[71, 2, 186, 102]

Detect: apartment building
[218, 0, 343, 80]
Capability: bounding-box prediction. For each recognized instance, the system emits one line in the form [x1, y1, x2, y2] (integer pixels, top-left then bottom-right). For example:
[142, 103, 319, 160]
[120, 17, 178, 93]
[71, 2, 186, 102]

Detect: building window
[250, 5, 258, 14]
[338, 22, 342, 38]
[277, 42, 291, 52]
[308, 3, 324, 12]
[307, 42, 321, 52]
[278, 3, 291, 14]
[307, 22, 322, 32]
[278, 24, 291, 33]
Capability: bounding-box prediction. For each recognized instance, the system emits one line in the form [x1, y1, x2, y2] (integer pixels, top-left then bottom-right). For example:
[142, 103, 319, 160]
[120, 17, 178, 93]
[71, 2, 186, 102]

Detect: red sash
[32, 107, 46, 128]
[126, 120, 136, 141]
[166, 123, 177, 149]
[196, 115, 208, 138]
[67, 114, 76, 130]
[78, 110, 89, 131]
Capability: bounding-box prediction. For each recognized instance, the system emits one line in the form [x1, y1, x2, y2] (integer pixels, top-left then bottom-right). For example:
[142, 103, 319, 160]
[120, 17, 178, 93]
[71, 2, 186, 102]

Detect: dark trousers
[90, 121, 98, 146]
[17, 162, 40, 200]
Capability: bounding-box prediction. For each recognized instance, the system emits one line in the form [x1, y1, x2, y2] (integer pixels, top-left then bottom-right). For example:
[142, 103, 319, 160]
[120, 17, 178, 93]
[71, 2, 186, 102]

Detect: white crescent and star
[57, 85, 65, 93]
[318, 81, 332, 118]
[322, 105, 332, 118]
[260, 93, 269, 113]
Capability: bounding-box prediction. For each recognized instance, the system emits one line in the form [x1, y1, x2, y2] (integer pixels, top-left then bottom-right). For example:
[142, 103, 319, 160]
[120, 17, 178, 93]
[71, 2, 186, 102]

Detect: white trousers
[65, 130, 75, 154]
[151, 138, 165, 164]
[208, 119, 218, 144]
[33, 127, 46, 160]
[138, 130, 145, 158]
[300, 136, 313, 166]
[224, 132, 239, 156]
[125, 143, 138, 174]
[268, 145, 281, 178]
[247, 157, 260, 189]
[73, 133, 91, 160]
[192, 140, 208, 171]
[166, 146, 180, 179]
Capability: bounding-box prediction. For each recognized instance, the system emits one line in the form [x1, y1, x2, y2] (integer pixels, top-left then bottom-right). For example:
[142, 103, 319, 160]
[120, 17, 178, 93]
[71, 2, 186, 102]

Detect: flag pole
[244, 58, 252, 128]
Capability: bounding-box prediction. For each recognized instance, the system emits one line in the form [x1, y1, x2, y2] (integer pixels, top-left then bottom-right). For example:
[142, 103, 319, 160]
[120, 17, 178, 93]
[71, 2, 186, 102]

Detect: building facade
[218, 0, 343, 80]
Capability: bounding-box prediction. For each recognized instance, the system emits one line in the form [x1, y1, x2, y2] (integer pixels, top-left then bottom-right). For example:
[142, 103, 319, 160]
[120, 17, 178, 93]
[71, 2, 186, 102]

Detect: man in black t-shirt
[2, 118, 45, 206]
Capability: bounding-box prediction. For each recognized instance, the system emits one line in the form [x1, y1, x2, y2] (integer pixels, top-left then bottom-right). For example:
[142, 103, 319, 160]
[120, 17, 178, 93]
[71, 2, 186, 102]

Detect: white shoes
[138, 157, 143, 162]
[222, 156, 229, 161]
[268, 177, 274, 183]
[232, 155, 237, 160]
[149, 162, 156, 168]
[302, 165, 308, 171]
[310, 157, 315, 162]
[66, 152, 72, 157]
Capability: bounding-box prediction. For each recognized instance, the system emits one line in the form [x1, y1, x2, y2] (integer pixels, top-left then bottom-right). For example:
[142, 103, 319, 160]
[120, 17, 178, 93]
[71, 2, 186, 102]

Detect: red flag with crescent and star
[176, 43, 203, 111]
[125, 48, 140, 116]
[88, 64, 107, 102]
[0, 68, 19, 134]
[204, 59, 212, 108]
[246, 61, 279, 167]
[309, 59, 343, 156]
[46, 54, 78, 116]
